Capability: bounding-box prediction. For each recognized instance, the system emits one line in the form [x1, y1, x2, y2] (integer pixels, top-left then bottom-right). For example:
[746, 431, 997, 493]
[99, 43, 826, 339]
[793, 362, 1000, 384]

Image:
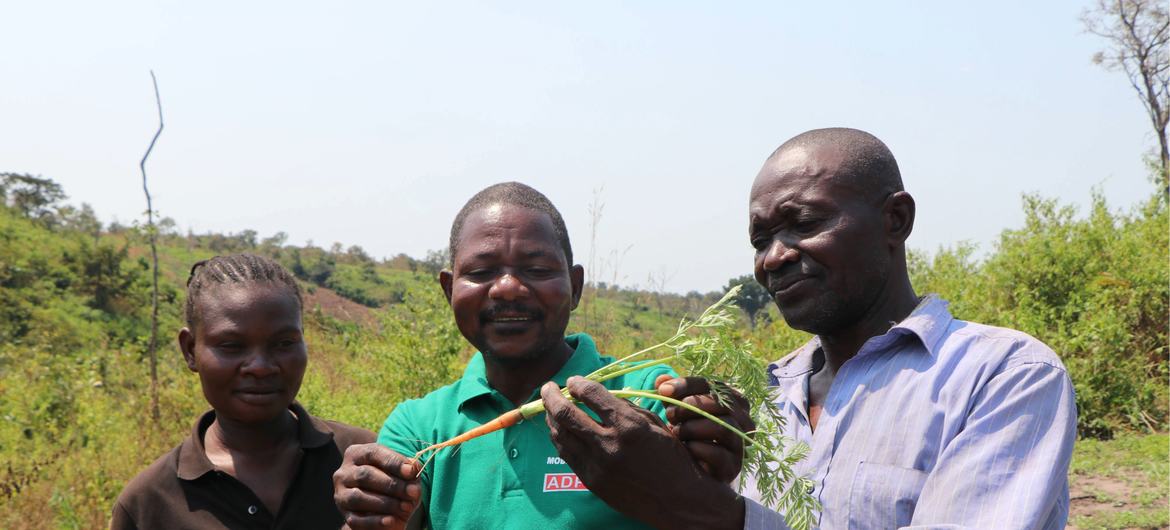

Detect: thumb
[564, 376, 626, 425]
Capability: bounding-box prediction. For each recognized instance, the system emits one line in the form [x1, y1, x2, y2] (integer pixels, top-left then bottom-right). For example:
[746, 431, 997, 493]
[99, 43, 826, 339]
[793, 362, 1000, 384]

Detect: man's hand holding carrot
[333, 444, 422, 530]
[541, 375, 750, 530]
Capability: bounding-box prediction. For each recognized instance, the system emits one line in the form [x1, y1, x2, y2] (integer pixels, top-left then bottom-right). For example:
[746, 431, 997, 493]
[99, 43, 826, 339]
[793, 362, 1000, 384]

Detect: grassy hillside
[0, 173, 1166, 528]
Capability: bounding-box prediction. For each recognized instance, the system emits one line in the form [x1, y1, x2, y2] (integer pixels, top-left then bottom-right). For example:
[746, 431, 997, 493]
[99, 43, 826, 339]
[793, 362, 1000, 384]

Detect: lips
[235, 388, 283, 404]
[482, 304, 542, 325]
[768, 274, 813, 296]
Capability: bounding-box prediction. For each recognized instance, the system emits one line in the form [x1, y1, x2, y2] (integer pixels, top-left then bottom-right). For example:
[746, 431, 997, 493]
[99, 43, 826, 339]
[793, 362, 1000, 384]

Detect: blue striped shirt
[742, 295, 1077, 529]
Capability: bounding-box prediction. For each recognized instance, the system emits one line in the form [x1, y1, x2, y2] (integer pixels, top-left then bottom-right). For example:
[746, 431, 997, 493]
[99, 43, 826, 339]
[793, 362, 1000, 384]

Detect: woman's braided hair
[184, 253, 303, 328]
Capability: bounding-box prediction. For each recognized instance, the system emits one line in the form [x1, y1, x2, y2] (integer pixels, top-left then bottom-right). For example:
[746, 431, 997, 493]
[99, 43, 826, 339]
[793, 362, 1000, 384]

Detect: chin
[776, 294, 847, 335]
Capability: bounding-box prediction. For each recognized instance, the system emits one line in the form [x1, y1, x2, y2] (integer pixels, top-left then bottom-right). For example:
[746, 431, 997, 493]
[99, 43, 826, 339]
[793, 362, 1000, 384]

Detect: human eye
[525, 264, 560, 278]
[462, 266, 497, 281]
[750, 233, 770, 251]
[274, 338, 302, 350]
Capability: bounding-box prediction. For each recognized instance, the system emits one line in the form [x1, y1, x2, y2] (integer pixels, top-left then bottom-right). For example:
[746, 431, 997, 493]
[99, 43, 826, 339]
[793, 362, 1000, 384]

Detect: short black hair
[769, 127, 904, 200]
[184, 253, 302, 328]
[448, 182, 573, 266]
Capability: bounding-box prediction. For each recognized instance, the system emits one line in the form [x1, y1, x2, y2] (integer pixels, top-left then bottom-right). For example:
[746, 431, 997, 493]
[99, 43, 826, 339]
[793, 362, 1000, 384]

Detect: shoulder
[319, 418, 377, 448]
[390, 378, 467, 417]
[942, 318, 1068, 374]
[114, 443, 182, 517]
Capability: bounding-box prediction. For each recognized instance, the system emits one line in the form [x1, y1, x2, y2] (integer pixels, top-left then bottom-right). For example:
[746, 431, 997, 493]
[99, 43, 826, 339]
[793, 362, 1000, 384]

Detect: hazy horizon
[1, 1, 1156, 293]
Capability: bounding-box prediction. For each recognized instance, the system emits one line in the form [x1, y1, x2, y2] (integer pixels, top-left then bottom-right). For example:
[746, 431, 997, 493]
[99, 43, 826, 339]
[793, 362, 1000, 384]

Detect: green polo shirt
[378, 333, 675, 529]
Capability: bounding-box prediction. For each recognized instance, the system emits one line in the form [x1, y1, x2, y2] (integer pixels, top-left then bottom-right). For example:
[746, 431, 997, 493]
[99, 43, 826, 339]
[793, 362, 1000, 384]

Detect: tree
[1084, 0, 1170, 191]
[724, 274, 771, 328]
[0, 173, 66, 225]
[421, 248, 451, 276]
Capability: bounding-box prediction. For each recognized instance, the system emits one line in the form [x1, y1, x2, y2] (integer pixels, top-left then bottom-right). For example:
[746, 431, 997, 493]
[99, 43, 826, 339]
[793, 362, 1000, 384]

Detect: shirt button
[247, 505, 258, 515]
[509, 448, 519, 459]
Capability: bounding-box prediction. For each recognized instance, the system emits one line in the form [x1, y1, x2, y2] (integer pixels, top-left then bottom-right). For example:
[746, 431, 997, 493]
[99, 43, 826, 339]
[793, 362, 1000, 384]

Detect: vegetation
[1068, 433, 1168, 529]
[0, 173, 1165, 528]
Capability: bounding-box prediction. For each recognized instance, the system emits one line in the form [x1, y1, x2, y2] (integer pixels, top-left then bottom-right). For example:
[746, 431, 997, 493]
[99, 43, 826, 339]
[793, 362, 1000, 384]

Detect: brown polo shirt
[111, 402, 374, 530]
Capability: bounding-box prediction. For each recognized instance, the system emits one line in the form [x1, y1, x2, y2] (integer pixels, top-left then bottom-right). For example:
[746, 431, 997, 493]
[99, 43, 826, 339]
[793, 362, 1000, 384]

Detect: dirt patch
[1068, 470, 1167, 529]
[304, 286, 376, 325]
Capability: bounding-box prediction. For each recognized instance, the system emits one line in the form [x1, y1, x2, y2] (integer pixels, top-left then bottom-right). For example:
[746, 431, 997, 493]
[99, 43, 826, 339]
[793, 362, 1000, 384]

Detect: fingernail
[401, 500, 413, 512]
[658, 383, 675, 396]
[407, 483, 421, 500]
[401, 463, 415, 477]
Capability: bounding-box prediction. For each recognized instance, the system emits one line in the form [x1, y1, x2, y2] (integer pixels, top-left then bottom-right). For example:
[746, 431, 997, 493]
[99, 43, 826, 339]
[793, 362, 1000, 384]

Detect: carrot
[413, 408, 525, 462]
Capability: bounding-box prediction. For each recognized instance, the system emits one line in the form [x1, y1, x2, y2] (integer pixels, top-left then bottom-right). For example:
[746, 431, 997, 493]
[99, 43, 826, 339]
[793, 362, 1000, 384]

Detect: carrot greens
[412, 286, 818, 529]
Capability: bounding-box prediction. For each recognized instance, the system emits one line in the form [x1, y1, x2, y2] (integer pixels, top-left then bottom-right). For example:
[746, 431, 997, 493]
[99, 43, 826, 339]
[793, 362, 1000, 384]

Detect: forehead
[195, 282, 302, 330]
[455, 203, 563, 259]
[749, 145, 863, 216]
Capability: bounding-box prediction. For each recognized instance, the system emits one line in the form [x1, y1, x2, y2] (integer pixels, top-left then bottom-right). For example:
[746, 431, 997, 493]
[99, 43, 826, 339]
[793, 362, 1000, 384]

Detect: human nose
[488, 272, 530, 301]
[761, 238, 800, 271]
[241, 348, 279, 378]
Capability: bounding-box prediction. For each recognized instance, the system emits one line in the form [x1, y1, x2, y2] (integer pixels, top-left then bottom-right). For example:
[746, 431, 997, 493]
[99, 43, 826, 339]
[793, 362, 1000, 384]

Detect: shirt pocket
[848, 462, 928, 530]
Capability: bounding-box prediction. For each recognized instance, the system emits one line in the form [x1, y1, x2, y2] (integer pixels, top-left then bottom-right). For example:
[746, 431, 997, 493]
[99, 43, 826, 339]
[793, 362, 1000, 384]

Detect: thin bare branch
[141, 70, 164, 422]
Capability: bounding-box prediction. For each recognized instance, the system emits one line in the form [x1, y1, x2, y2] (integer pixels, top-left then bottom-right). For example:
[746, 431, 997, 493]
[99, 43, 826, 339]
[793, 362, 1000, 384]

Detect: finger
[564, 376, 629, 425]
[344, 513, 401, 530]
[542, 381, 606, 436]
[341, 464, 423, 502]
[335, 486, 417, 519]
[684, 440, 739, 483]
[653, 373, 673, 390]
[667, 393, 732, 424]
[657, 376, 711, 399]
[347, 444, 421, 480]
[674, 415, 745, 455]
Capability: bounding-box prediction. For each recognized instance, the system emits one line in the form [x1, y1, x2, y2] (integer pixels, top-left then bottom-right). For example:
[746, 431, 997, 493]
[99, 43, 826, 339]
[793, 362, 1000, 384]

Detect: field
[1069, 434, 1169, 529]
[0, 174, 1166, 528]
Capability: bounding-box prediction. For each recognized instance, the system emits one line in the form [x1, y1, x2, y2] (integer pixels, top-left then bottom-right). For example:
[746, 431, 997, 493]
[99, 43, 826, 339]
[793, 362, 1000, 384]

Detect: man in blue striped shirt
[544, 127, 1076, 529]
[740, 127, 1077, 529]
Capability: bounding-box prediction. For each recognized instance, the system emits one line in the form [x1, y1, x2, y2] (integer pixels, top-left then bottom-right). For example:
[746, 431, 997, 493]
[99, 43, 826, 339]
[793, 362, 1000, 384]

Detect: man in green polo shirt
[333, 182, 745, 529]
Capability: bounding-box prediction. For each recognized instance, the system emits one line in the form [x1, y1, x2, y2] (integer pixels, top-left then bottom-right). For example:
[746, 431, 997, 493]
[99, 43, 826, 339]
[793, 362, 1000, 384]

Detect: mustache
[765, 263, 813, 293]
[480, 303, 544, 321]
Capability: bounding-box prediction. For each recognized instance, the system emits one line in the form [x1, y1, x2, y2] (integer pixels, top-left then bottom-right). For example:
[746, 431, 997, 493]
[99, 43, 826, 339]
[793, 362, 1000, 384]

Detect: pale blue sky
[0, 1, 1154, 293]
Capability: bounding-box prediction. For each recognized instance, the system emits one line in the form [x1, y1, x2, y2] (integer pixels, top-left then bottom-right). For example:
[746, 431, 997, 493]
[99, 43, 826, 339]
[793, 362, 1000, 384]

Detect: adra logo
[542, 473, 588, 492]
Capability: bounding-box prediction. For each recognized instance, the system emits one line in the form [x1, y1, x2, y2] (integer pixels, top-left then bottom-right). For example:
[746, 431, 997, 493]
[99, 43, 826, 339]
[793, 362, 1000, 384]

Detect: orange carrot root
[413, 409, 524, 461]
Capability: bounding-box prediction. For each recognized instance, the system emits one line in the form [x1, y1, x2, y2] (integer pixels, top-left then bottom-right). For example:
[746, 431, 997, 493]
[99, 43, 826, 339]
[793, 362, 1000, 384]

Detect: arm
[907, 360, 1077, 530]
[542, 376, 746, 530]
[109, 502, 138, 530]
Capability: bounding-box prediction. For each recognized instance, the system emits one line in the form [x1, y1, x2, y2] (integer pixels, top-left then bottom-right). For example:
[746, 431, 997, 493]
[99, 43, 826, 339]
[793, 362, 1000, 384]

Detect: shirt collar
[176, 401, 334, 481]
[455, 333, 605, 411]
[888, 294, 952, 357]
[768, 338, 821, 381]
[766, 294, 953, 379]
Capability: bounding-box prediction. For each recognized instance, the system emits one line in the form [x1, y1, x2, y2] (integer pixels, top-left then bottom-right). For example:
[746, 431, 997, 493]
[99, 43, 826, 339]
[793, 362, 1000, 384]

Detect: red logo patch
[543, 473, 588, 492]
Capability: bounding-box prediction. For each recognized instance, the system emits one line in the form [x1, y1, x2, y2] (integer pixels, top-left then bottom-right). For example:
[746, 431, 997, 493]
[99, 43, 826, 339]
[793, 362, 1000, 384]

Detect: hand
[542, 377, 744, 530]
[332, 443, 422, 530]
[656, 375, 755, 484]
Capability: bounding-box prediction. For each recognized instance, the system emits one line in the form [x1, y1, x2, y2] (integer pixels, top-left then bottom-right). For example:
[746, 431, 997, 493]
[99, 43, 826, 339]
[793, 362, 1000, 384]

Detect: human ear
[883, 191, 915, 247]
[438, 270, 454, 306]
[178, 328, 198, 372]
[568, 264, 585, 310]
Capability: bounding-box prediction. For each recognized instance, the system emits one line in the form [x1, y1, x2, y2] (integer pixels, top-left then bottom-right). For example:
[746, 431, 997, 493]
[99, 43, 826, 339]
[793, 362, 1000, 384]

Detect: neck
[819, 273, 919, 372]
[485, 340, 575, 406]
[206, 409, 298, 455]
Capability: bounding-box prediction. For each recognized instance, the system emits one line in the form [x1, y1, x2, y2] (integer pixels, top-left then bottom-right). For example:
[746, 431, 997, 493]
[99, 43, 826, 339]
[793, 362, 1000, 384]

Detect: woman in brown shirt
[111, 254, 375, 529]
